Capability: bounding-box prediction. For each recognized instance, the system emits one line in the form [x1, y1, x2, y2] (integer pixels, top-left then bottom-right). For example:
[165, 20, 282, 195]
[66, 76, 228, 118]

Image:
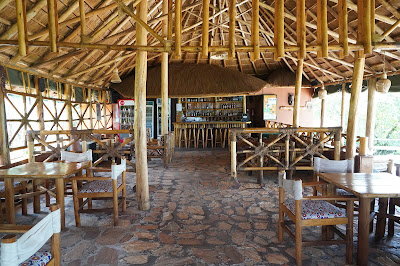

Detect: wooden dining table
[0, 162, 88, 230]
[318, 172, 400, 266]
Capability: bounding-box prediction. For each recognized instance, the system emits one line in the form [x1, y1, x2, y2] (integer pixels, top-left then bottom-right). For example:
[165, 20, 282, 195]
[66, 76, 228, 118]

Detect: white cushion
[284, 199, 347, 220]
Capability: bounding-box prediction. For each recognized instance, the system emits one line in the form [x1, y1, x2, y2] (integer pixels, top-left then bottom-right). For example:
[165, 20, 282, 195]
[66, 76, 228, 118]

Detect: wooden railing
[27, 129, 174, 167]
[230, 127, 342, 182]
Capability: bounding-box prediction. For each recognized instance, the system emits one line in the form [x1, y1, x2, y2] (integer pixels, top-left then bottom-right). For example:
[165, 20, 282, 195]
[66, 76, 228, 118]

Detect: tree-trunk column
[346, 52, 365, 159]
[135, 0, 150, 211]
[161, 0, 169, 135]
[366, 78, 376, 152]
[0, 66, 10, 166]
[293, 59, 303, 127]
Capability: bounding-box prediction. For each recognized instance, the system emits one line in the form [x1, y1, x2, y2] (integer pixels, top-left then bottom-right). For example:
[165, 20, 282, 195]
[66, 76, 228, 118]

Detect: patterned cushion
[284, 199, 346, 220]
[21, 251, 52, 266]
[336, 188, 353, 196]
[78, 179, 122, 193]
[0, 181, 22, 193]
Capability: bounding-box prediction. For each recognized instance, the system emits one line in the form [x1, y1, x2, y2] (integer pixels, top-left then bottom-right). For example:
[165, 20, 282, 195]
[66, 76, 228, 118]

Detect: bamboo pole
[334, 131, 341, 160]
[366, 78, 376, 151]
[103, 91, 107, 129]
[341, 83, 346, 146]
[251, 0, 260, 61]
[317, 0, 328, 58]
[274, 0, 284, 60]
[15, 0, 27, 56]
[47, 0, 58, 52]
[202, 0, 210, 57]
[338, 0, 349, 58]
[346, 51, 365, 159]
[88, 89, 93, 129]
[79, 0, 87, 42]
[359, 0, 372, 54]
[0, 67, 10, 166]
[135, 0, 150, 211]
[34, 77, 45, 151]
[320, 98, 325, 127]
[167, 0, 173, 40]
[228, 0, 235, 59]
[231, 132, 237, 180]
[296, 0, 306, 59]
[161, 0, 169, 135]
[65, 84, 73, 129]
[293, 59, 303, 127]
[175, 0, 182, 59]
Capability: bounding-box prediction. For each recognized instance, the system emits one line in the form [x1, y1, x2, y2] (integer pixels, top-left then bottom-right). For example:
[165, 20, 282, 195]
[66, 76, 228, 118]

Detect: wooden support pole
[65, 84, 73, 129]
[47, 0, 58, 53]
[15, 0, 27, 56]
[274, 0, 284, 60]
[231, 132, 237, 180]
[161, 0, 169, 135]
[296, 0, 306, 59]
[0, 67, 10, 166]
[334, 131, 341, 160]
[103, 91, 107, 129]
[317, 0, 328, 58]
[359, 136, 368, 155]
[346, 52, 365, 159]
[228, 0, 236, 59]
[341, 83, 346, 131]
[251, 0, 260, 61]
[366, 78, 377, 151]
[88, 89, 93, 129]
[202, 0, 210, 58]
[175, 0, 182, 59]
[358, 0, 372, 54]
[135, 0, 150, 211]
[320, 98, 325, 127]
[338, 0, 349, 58]
[167, 0, 173, 40]
[35, 76, 45, 151]
[79, 0, 87, 43]
[293, 59, 303, 127]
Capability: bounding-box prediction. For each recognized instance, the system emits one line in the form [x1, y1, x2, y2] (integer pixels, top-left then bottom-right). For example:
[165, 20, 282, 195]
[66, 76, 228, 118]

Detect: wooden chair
[0, 181, 28, 223]
[71, 158, 127, 226]
[384, 161, 399, 236]
[0, 204, 61, 266]
[278, 171, 355, 265]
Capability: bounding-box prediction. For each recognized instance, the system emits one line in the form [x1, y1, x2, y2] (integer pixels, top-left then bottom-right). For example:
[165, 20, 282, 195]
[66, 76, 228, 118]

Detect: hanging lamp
[376, 52, 391, 93]
[111, 65, 122, 83]
[318, 84, 327, 99]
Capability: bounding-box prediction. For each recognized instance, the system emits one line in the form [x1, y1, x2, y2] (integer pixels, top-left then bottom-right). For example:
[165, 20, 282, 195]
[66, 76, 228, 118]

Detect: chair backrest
[61, 149, 92, 163]
[314, 157, 354, 173]
[278, 171, 303, 200]
[1, 205, 61, 266]
[111, 159, 126, 180]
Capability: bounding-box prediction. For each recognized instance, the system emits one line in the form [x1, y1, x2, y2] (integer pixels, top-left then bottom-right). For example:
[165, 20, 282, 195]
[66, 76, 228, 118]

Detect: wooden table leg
[5, 178, 15, 224]
[375, 198, 388, 238]
[55, 178, 65, 230]
[358, 197, 371, 266]
[33, 179, 41, 213]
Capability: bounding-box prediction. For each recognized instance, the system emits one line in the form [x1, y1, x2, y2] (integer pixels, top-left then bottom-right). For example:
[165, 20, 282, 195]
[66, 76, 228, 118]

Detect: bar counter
[173, 121, 251, 148]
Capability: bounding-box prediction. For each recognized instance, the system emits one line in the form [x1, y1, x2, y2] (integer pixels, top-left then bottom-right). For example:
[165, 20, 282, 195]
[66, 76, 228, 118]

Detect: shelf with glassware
[181, 96, 245, 122]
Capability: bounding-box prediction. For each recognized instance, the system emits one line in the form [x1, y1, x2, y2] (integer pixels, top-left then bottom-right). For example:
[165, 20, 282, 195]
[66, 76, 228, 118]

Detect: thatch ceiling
[0, 0, 400, 89]
[111, 63, 273, 97]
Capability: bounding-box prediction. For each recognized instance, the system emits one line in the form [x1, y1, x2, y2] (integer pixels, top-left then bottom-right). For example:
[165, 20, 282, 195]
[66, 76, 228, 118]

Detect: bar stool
[197, 125, 205, 148]
[187, 124, 197, 148]
[205, 125, 214, 148]
[178, 125, 187, 148]
[215, 126, 224, 148]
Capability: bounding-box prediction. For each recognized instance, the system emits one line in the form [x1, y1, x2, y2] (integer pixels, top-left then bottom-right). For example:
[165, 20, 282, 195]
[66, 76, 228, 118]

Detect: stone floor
[5, 149, 400, 265]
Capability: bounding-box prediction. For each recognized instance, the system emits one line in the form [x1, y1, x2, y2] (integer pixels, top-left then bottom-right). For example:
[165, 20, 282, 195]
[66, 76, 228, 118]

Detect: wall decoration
[263, 94, 277, 120]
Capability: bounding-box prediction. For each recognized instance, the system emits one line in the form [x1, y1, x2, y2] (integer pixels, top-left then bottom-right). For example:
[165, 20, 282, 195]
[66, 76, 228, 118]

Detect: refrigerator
[156, 98, 171, 138]
[115, 99, 154, 141]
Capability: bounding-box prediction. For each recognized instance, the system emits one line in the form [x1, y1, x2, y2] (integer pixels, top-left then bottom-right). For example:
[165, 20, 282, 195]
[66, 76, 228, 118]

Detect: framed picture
[263, 94, 277, 120]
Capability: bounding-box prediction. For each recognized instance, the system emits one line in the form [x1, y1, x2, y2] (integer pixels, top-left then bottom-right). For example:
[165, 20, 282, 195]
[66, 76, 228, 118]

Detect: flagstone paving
[6, 149, 400, 265]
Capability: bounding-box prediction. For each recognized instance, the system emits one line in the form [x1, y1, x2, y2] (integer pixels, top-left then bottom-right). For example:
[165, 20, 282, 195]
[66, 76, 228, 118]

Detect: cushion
[21, 251, 52, 266]
[284, 199, 346, 220]
[336, 188, 353, 196]
[0, 181, 22, 193]
[78, 179, 122, 193]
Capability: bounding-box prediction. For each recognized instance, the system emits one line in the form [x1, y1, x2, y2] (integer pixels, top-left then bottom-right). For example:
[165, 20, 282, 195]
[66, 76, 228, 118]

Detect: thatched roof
[266, 69, 311, 88]
[111, 63, 273, 98]
[0, 0, 400, 89]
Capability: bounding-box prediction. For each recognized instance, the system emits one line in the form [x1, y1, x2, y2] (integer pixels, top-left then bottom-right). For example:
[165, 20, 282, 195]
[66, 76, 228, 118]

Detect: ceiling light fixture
[376, 52, 391, 93]
[318, 84, 327, 99]
[111, 66, 122, 83]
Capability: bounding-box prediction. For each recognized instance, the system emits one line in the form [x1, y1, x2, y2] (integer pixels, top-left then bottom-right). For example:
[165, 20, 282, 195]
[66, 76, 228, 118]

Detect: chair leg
[295, 221, 302, 266]
[113, 181, 118, 226]
[122, 179, 127, 212]
[45, 180, 51, 207]
[71, 181, 81, 227]
[21, 181, 27, 215]
[388, 198, 395, 236]
[278, 205, 284, 242]
[346, 201, 354, 264]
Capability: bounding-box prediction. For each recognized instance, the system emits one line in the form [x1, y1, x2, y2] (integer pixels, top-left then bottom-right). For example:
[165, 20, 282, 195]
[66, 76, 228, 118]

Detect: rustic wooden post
[366, 78, 376, 152]
[47, 0, 58, 52]
[228, 0, 235, 59]
[297, 0, 306, 59]
[28, 131, 41, 213]
[317, 0, 328, 58]
[202, 0, 210, 58]
[79, 0, 87, 43]
[35, 77, 45, 152]
[65, 84, 73, 129]
[231, 131, 237, 180]
[161, 0, 169, 136]
[251, 0, 260, 61]
[340, 83, 346, 131]
[293, 59, 303, 127]
[174, 0, 182, 59]
[334, 130, 341, 160]
[338, 0, 349, 58]
[274, 0, 284, 60]
[88, 88, 93, 129]
[346, 52, 365, 159]
[0, 67, 10, 166]
[135, 0, 150, 210]
[27, 133, 35, 163]
[15, 0, 27, 56]
[285, 133, 290, 169]
[103, 91, 107, 129]
[359, 137, 368, 156]
[320, 98, 325, 127]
